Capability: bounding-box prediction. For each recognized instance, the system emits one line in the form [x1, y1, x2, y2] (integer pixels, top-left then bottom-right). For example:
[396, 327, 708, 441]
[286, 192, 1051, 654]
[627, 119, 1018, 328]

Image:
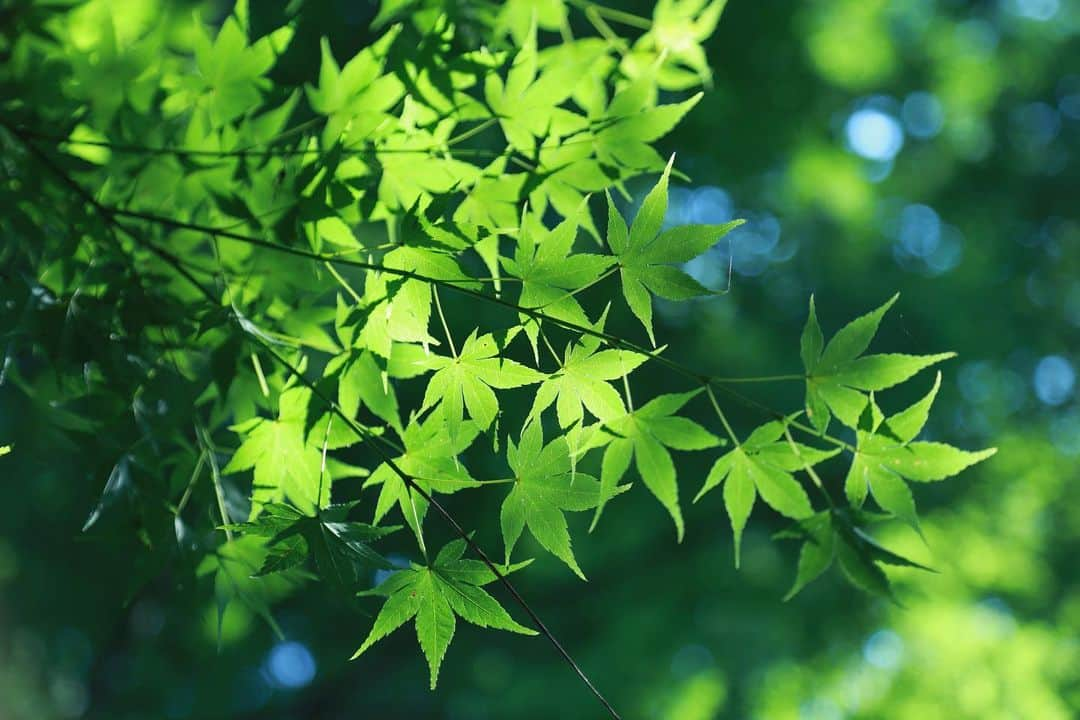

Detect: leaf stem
[779, 422, 836, 509]
[432, 286, 458, 358]
[317, 414, 333, 508]
[196, 423, 234, 542]
[567, 0, 652, 31]
[251, 352, 271, 397]
[710, 374, 805, 383]
[447, 117, 497, 146]
[704, 385, 739, 447]
[325, 261, 363, 304]
[539, 328, 564, 368]
[174, 451, 207, 517]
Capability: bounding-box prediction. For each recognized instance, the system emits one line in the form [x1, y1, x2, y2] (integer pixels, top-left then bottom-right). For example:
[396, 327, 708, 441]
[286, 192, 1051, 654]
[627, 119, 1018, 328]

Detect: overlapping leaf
[306, 33, 404, 147]
[695, 419, 838, 566]
[594, 79, 703, 172]
[503, 208, 614, 356]
[224, 386, 367, 516]
[527, 328, 648, 429]
[484, 24, 584, 154]
[801, 295, 954, 432]
[420, 330, 545, 433]
[326, 348, 402, 434]
[779, 508, 935, 601]
[845, 373, 996, 531]
[501, 423, 611, 579]
[170, 15, 295, 128]
[196, 536, 288, 646]
[227, 502, 400, 588]
[365, 410, 482, 545]
[598, 390, 719, 537]
[620, 0, 728, 90]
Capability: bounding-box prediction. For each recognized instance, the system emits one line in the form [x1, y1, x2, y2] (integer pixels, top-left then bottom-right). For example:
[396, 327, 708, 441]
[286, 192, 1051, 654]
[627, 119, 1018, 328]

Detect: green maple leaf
[500, 422, 611, 579]
[526, 314, 648, 429]
[845, 373, 997, 532]
[503, 208, 615, 357]
[352, 245, 480, 358]
[353, 271, 438, 359]
[598, 390, 720, 538]
[608, 158, 743, 345]
[305, 33, 404, 147]
[595, 78, 704, 173]
[420, 330, 545, 433]
[695, 419, 837, 567]
[365, 411, 482, 551]
[352, 539, 536, 689]
[179, 15, 294, 128]
[779, 508, 934, 602]
[621, 0, 728, 90]
[345, 241, 478, 359]
[224, 386, 367, 517]
[454, 155, 528, 233]
[483, 23, 582, 154]
[801, 295, 955, 432]
[376, 126, 482, 211]
[528, 137, 611, 240]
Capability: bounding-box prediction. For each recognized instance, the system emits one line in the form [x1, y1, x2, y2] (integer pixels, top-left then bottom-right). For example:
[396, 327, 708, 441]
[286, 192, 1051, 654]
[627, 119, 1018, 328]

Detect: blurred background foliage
[1, 0, 1079, 718]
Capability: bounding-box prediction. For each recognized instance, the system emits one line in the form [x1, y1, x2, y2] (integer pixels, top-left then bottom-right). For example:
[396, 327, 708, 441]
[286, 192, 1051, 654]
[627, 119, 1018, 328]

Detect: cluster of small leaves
[0, 0, 994, 700]
[697, 296, 995, 598]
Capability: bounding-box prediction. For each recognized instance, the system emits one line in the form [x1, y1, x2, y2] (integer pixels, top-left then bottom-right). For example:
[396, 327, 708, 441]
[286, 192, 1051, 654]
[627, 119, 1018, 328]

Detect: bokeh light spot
[1060, 93, 1080, 120]
[1033, 355, 1075, 406]
[863, 629, 904, 670]
[265, 641, 316, 689]
[688, 186, 734, 224]
[902, 91, 945, 138]
[891, 204, 964, 276]
[898, 204, 941, 257]
[1005, 0, 1059, 20]
[845, 109, 904, 161]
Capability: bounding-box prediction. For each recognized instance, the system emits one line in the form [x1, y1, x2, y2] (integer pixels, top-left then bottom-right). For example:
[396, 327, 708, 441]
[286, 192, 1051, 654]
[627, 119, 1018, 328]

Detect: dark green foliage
[0, 0, 996, 709]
